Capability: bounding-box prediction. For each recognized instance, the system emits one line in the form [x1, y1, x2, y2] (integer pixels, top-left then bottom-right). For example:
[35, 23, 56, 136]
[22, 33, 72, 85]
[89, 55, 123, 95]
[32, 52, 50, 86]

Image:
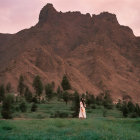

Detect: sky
[0, 0, 140, 36]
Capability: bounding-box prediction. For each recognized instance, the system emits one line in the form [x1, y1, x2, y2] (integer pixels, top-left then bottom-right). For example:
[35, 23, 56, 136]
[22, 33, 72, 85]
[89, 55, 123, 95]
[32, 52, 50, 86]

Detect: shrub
[31, 103, 38, 112]
[19, 101, 27, 112]
[1, 94, 14, 119]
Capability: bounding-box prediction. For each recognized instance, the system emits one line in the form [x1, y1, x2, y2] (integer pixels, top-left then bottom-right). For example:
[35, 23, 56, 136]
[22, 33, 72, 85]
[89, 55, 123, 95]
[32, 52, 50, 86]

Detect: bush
[31, 103, 38, 112]
[19, 101, 27, 112]
[1, 94, 14, 119]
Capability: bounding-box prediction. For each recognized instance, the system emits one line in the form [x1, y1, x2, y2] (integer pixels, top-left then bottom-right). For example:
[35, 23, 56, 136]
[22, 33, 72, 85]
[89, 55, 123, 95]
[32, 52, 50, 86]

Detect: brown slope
[0, 3, 140, 102]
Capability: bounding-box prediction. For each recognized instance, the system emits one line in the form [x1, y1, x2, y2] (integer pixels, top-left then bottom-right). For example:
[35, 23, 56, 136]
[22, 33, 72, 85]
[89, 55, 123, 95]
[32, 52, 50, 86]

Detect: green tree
[24, 87, 32, 103]
[17, 75, 25, 96]
[57, 86, 62, 100]
[33, 75, 43, 101]
[135, 103, 140, 117]
[0, 84, 5, 102]
[62, 91, 69, 105]
[1, 94, 14, 119]
[45, 83, 53, 101]
[103, 90, 113, 109]
[72, 91, 80, 117]
[122, 101, 129, 117]
[19, 101, 27, 112]
[127, 101, 135, 113]
[96, 93, 104, 105]
[61, 75, 71, 90]
[6, 82, 11, 93]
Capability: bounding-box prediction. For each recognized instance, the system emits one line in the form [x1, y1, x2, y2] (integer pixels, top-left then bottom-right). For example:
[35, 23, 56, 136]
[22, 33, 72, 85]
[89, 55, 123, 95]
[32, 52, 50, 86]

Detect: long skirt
[79, 107, 86, 118]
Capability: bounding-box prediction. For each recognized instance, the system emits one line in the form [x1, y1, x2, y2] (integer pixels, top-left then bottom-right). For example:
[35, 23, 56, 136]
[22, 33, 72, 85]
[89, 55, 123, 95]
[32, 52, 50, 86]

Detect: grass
[0, 99, 140, 140]
[0, 118, 140, 140]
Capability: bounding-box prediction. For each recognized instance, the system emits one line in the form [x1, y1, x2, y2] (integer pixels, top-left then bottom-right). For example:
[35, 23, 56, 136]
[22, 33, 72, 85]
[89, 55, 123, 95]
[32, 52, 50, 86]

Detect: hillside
[0, 3, 140, 101]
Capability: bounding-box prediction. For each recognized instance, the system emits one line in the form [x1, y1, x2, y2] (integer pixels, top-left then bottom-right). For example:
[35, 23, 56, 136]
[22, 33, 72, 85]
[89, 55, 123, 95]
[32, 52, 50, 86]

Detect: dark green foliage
[33, 75, 43, 100]
[127, 101, 135, 113]
[57, 86, 63, 100]
[17, 75, 25, 96]
[85, 92, 96, 106]
[1, 94, 14, 119]
[122, 102, 129, 117]
[19, 101, 27, 112]
[103, 90, 113, 109]
[61, 75, 71, 90]
[6, 82, 11, 93]
[24, 87, 32, 103]
[31, 103, 38, 112]
[45, 83, 53, 101]
[96, 93, 104, 105]
[0, 84, 5, 102]
[72, 91, 80, 117]
[135, 103, 140, 116]
[62, 91, 69, 105]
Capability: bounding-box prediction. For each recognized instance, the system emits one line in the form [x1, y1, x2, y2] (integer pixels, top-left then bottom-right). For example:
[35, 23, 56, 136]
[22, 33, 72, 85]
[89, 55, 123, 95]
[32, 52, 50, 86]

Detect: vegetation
[45, 83, 53, 101]
[61, 74, 71, 90]
[17, 75, 25, 96]
[32, 75, 43, 101]
[1, 94, 14, 119]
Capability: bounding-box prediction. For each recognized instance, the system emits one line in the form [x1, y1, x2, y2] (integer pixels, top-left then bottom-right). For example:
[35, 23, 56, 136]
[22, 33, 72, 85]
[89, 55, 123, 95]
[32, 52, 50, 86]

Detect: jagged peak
[39, 3, 58, 23]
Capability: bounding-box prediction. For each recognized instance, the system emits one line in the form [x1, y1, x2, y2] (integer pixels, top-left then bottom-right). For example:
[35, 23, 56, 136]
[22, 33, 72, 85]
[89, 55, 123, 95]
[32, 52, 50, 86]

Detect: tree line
[0, 74, 140, 119]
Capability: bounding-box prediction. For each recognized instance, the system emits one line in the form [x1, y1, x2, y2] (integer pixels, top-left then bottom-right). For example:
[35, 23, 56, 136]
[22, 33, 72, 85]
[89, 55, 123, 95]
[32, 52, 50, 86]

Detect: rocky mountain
[0, 3, 140, 102]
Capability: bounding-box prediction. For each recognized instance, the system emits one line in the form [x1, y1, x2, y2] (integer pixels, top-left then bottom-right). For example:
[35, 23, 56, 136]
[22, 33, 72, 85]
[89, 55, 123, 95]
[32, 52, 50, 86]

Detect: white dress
[79, 101, 86, 118]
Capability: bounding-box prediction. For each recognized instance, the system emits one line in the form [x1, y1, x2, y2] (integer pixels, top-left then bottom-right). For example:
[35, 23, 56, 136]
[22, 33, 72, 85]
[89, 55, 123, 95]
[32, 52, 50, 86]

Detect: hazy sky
[0, 0, 140, 36]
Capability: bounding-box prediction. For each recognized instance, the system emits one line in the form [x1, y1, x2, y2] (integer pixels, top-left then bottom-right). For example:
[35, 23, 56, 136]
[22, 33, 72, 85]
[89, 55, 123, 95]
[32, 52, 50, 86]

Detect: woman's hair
[81, 97, 85, 107]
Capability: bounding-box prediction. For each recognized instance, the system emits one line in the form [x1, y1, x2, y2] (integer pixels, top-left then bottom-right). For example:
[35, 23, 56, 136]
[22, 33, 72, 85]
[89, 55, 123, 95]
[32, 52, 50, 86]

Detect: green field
[0, 100, 140, 140]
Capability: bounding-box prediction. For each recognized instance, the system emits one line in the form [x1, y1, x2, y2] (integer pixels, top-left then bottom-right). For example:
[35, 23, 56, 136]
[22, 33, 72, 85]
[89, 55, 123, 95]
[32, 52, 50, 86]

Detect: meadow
[0, 99, 140, 140]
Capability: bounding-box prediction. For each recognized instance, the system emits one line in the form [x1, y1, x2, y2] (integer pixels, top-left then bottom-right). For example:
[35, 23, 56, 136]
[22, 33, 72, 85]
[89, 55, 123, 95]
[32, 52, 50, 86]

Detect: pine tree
[1, 94, 14, 119]
[62, 91, 69, 105]
[24, 87, 32, 103]
[45, 83, 53, 101]
[32, 75, 43, 101]
[61, 75, 71, 90]
[103, 90, 113, 109]
[57, 86, 62, 100]
[17, 75, 25, 96]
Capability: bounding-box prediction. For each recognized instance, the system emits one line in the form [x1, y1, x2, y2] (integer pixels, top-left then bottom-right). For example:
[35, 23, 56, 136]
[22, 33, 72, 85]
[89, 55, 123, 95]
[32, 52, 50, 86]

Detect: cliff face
[0, 3, 140, 101]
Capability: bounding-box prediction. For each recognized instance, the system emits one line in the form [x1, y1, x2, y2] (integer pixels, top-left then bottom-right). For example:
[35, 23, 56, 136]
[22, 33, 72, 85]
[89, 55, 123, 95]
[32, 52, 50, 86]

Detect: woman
[79, 98, 86, 119]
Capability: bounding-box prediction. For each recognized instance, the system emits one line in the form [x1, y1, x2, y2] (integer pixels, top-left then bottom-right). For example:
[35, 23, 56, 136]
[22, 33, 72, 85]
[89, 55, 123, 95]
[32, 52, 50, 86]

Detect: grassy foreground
[0, 118, 140, 140]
